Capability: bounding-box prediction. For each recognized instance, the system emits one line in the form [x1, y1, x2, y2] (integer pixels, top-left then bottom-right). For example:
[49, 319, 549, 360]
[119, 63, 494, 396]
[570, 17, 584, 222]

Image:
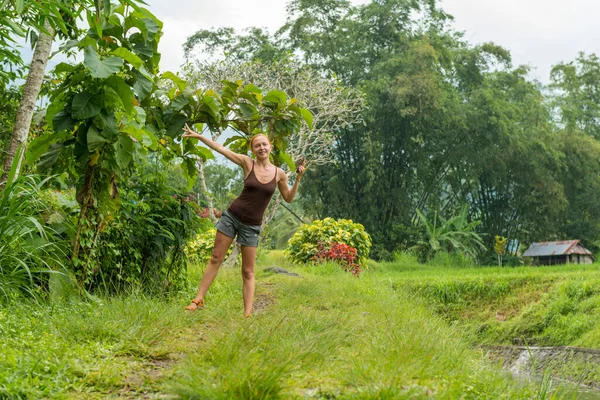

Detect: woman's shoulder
[276, 167, 287, 181]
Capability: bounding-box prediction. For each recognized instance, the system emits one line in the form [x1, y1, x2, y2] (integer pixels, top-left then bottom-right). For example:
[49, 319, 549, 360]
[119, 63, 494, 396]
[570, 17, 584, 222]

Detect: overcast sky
[142, 0, 599, 83]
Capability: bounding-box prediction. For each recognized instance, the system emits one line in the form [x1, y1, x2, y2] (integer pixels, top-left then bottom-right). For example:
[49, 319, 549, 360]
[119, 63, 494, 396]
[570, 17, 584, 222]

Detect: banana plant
[414, 205, 486, 260]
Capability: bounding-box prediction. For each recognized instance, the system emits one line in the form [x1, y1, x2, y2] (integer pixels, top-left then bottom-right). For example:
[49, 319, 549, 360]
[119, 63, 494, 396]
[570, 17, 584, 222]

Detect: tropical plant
[0, 173, 65, 300]
[494, 235, 507, 266]
[413, 206, 486, 261]
[312, 242, 362, 276]
[88, 173, 203, 293]
[286, 217, 371, 265]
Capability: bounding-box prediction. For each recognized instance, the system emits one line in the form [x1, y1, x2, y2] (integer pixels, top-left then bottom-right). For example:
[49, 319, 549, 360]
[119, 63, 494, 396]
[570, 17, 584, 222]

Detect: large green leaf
[299, 107, 313, 129]
[111, 47, 143, 70]
[52, 110, 75, 133]
[264, 90, 287, 105]
[72, 92, 103, 120]
[170, 95, 189, 111]
[100, 111, 119, 139]
[38, 143, 65, 172]
[115, 135, 134, 169]
[142, 18, 160, 38]
[238, 103, 258, 119]
[143, 125, 159, 150]
[133, 72, 153, 100]
[161, 71, 186, 91]
[27, 132, 66, 165]
[195, 146, 214, 160]
[84, 46, 123, 79]
[165, 114, 187, 138]
[105, 75, 135, 112]
[243, 84, 262, 94]
[87, 125, 108, 152]
[278, 151, 296, 171]
[202, 96, 221, 121]
[133, 42, 153, 58]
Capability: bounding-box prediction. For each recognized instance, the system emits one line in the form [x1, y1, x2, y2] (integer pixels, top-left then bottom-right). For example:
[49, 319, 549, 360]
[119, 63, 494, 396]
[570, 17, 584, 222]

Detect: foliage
[312, 241, 361, 276]
[391, 261, 600, 351]
[196, 162, 242, 211]
[413, 205, 486, 261]
[0, 0, 86, 82]
[551, 52, 600, 139]
[0, 175, 65, 300]
[87, 174, 203, 293]
[184, 226, 236, 267]
[494, 235, 507, 266]
[286, 217, 371, 265]
[0, 84, 20, 166]
[204, 0, 600, 261]
[186, 58, 364, 167]
[26, 0, 312, 286]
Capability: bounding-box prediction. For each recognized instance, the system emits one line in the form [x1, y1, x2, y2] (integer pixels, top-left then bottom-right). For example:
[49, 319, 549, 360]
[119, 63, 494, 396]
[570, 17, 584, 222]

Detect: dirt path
[114, 281, 278, 398]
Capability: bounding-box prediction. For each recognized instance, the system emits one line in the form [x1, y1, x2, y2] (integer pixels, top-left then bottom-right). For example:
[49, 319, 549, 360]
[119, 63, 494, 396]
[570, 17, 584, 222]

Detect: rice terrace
[1, 0, 600, 399]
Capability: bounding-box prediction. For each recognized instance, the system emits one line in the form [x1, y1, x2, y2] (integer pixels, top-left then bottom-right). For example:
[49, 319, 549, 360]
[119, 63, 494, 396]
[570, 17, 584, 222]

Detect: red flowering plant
[197, 207, 223, 219]
[312, 241, 362, 277]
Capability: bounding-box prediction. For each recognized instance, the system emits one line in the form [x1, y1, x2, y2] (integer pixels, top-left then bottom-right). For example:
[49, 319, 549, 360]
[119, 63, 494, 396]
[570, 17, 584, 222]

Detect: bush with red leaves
[312, 241, 362, 277]
[197, 208, 223, 219]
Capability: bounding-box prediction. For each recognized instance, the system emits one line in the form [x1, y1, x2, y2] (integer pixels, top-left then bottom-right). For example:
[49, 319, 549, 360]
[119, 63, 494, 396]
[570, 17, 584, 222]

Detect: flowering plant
[312, 241, 362, 276]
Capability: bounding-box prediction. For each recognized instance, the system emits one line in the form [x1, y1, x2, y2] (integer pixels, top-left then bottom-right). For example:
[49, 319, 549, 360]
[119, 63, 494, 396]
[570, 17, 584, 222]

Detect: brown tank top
[228, 162, 277, 226]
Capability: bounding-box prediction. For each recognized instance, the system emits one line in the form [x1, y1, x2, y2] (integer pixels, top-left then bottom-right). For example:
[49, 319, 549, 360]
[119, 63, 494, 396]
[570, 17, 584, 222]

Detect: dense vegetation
[185, 0, 600, 260]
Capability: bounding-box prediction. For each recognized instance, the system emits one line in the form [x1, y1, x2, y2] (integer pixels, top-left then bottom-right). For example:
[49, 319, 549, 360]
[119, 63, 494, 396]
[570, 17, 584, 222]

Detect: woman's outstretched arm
[277, 164, 306, 203]
[183, 124, 251, 169]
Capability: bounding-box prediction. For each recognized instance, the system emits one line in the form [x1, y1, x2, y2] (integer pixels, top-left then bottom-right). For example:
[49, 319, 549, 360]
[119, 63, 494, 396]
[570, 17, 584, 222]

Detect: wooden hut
[522, 240, 594, 265]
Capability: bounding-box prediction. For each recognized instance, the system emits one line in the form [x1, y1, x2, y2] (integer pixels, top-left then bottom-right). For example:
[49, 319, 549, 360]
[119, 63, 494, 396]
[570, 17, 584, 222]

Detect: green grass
[0, 252, 582, 398]
[379, 260, 600, 348]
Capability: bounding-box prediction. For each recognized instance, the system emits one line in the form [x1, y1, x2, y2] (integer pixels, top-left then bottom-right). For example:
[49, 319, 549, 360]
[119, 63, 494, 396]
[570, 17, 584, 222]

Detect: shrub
[0, 175, 66, 300]
[312, 242, 362, 276]
[286, 218, 371, 265]
[186, 227, 219, 265]
[88, 178, 203, 294]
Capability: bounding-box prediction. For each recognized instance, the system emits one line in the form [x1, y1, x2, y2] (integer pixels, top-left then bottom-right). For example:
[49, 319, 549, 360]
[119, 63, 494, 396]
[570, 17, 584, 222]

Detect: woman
[182, 124, 305, 317]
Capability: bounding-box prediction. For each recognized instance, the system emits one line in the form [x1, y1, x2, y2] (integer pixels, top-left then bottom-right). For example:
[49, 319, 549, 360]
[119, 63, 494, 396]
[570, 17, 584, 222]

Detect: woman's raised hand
[296, 157, 307, 178]
[182, 123, 201, 138]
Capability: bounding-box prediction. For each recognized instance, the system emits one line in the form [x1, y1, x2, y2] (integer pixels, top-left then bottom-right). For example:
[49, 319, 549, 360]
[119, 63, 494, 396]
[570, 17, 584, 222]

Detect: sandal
[184, 298, 205, 312]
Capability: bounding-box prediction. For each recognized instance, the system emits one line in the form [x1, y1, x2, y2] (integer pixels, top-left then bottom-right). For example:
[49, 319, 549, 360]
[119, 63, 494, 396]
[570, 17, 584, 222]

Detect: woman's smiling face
[250, 134, 271, 159]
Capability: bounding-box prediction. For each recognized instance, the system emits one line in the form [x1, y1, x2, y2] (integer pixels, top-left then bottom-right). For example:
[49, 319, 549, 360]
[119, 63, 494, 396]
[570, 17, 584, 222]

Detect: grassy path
[0, 257, 553, 399]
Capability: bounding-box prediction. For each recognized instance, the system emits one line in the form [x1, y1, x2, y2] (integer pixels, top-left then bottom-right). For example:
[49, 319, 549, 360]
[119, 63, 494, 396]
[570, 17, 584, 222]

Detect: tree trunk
[1, 22, 54, 182]
[197, 159, 217, 223]
[263, 194, 283, 229]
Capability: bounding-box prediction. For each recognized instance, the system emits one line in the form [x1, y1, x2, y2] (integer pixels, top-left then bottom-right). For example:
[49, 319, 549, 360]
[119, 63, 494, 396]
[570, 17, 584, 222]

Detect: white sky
[143, 0, 599, 83]
[21, 0, 596, 84]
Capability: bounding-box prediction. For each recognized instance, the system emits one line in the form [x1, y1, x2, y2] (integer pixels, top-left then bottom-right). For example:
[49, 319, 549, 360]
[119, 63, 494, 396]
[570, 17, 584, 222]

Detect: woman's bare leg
[240, 245, 257, 317]
[186, 231, 234, 310]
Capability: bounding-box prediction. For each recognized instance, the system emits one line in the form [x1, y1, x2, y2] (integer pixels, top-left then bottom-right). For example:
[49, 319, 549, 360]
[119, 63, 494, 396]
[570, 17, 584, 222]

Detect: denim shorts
[215, 210, 261, 247]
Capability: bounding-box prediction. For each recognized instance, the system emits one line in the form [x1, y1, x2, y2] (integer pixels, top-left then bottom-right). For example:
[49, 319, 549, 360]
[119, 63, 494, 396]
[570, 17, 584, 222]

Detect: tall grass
[0, 175, 65, 300]
[171, 259, 541, 399]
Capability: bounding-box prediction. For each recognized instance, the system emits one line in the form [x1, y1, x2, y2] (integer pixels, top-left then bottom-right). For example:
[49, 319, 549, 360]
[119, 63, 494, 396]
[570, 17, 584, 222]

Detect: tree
[551, 52, 600, 139]
[0, 0, 88, 182]
[184, 58, 364, 236]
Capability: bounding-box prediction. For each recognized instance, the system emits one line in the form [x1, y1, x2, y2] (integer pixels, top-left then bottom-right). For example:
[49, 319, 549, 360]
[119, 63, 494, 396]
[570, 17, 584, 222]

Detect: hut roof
[522, 240, 593, 257]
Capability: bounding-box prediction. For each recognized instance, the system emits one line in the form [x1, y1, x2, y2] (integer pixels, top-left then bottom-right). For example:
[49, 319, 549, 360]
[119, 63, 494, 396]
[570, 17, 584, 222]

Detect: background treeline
[185, 0, 600, 261]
